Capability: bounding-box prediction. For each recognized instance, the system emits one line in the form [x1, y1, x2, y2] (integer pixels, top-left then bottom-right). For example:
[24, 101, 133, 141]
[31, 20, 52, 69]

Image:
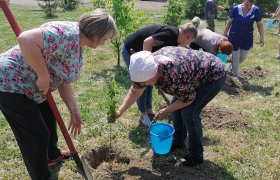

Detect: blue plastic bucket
[266, 19, 274, 29]
[150, 122, 175, 154]
[217, 53, 228, 63]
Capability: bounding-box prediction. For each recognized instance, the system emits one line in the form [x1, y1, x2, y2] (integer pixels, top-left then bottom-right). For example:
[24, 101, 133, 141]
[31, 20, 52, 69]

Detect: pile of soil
[223, 66, 266, 95]
[201, 106, 250, 129]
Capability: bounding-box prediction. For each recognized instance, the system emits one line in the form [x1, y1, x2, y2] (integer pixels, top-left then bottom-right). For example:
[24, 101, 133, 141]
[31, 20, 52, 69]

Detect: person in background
[190, 16, 233, 59]
[223, 0, 264, 78]
[0, 9, 117, 179]
[113, 46, 226, 167]
[204, 0, 224, 32]
[122, 21, 198, 127]
[272, 3, 280, 59]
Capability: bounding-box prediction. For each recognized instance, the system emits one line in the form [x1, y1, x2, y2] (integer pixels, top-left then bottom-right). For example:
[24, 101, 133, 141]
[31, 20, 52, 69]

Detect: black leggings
[0, 92, 60, 180]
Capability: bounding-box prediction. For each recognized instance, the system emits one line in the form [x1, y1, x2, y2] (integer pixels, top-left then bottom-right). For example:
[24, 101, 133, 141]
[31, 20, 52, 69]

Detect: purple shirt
[0, 21, 83, 103]
[153, 46, 225, 103]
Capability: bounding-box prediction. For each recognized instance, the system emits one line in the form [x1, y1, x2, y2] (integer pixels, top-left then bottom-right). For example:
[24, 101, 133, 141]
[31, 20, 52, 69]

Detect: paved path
[9, 0, 167, 10]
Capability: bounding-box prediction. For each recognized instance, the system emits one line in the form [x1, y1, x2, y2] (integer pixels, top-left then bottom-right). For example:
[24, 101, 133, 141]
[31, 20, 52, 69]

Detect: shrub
[58, 0, 80, 11]
[38, 0, 58, 17]
[164, 0, 185, 26]
[185, 0, 205, 18]
[110, 0, 146, 65]
[91, 0, 107, 9]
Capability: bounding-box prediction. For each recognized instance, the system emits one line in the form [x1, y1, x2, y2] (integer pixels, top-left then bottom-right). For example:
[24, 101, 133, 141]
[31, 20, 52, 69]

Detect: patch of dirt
[239, 66, 265, 80]
[84, 145, 130, 169]
[202, 106, 251, 129]
[83, 144, 233, 179]
[222, 66, 266, 95]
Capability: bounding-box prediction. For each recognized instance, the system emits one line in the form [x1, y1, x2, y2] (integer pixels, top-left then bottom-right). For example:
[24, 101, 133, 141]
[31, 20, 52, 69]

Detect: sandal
[48, 150, 71, 167]
[176, 155, 203, 167]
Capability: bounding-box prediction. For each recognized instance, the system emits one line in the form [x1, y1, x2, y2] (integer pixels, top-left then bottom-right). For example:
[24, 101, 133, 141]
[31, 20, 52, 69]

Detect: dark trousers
[172, 74, 226, 159]
[0, 92, 60, 180]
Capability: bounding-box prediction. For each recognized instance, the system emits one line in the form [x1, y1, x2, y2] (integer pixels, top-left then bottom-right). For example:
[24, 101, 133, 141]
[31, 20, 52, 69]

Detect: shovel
[0, 1, 92, 179]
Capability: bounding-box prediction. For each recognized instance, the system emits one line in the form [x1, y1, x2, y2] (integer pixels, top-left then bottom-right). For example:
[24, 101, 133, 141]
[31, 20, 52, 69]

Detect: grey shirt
[193, 28, 228, 55]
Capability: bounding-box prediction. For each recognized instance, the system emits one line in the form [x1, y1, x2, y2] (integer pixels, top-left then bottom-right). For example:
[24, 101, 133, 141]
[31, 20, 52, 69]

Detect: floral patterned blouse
[0, 21, 83, 103]
[153, 46, 225, 103]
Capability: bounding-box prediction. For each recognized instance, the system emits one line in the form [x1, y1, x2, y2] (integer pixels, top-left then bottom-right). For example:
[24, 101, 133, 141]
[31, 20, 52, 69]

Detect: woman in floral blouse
[0, 9, 116, 179]
[113, 46, 226, 167]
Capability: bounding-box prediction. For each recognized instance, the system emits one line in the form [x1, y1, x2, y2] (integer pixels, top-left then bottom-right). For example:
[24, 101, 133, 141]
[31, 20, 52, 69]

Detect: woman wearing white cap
[122, 22, 198, 127]
[113, 46, 226, 167]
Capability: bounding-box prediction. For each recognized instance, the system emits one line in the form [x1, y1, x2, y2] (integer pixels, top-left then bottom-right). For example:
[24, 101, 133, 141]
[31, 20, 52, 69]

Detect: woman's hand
[155, 108, 171, 120]
[108, 110, 122, 123]
[68, 112, 84, 136]
[37, 75, 50, 95]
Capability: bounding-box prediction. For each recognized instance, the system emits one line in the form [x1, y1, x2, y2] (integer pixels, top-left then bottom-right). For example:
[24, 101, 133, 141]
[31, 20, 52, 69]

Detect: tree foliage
[38, 0, 58, 17]
[110, 0, 146, 66]
[163, 0, 185, 26]
[185, 0, 205, 18]
[185, 0, 279, 19]
[58, 0, 80, 11]
[104, 72, 118, 123]
[91, 0, 107, 9]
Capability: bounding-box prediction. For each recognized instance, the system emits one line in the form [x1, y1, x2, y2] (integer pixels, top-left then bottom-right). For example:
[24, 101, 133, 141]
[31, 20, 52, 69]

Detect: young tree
[104, 72, 118, 123]
[91, 0, 107, 9]
[110, 0, 146, 66]
[164, 0, 185, 26]
[58, 0, 80, 11]
[38, 0, 58, 17]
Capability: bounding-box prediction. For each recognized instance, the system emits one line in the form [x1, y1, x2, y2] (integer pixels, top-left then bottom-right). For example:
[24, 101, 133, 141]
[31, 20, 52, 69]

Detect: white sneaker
[276, 53, 280, 59]
[140, 115, 152, 127]
[232, 77, 242, 87]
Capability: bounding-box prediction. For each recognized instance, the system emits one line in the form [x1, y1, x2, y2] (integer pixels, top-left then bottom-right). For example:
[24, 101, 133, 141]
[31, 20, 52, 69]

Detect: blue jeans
[121, 45, 153, 113]
[172, 74, 226, 159]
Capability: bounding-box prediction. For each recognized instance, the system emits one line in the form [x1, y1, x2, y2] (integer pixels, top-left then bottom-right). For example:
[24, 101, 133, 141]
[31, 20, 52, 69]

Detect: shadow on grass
[42, 15, 59, 19]
[128, 123, 150, 148]
[239, 77, 274, 96]
[49, 161, 63, 179]
[110, 159, 235, 179]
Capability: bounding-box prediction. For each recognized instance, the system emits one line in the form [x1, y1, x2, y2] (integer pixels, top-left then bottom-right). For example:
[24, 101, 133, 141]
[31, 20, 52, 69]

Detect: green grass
[0, 4, 280, 180]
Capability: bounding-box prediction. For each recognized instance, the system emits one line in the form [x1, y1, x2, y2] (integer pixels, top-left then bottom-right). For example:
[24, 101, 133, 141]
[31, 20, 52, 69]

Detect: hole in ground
[85, 145, 130, 169]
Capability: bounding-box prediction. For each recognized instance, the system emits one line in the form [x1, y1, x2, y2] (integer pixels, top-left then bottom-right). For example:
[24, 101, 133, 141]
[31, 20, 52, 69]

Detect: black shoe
[170, 142, 184, 152]
[148, 113, 155, 119]
[178, 154, 203, 167]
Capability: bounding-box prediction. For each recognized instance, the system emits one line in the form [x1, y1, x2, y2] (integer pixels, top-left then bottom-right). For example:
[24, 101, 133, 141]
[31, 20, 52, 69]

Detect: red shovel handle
[46, 92, 77, 154]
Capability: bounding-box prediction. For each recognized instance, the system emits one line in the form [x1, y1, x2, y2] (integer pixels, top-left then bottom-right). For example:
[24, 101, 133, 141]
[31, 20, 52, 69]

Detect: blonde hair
[191, 16, 201, 28]
[78, 9, 117, 41]
[191, 16, 207, 29]
[179, 22, 198, 39]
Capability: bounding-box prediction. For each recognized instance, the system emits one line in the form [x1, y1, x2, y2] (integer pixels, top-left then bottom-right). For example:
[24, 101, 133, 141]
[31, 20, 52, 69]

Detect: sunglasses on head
[132, 81, 147, 89]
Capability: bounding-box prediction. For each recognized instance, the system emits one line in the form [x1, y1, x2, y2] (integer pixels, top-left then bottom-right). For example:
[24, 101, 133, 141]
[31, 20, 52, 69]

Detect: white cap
[129, 51, 158, 82]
